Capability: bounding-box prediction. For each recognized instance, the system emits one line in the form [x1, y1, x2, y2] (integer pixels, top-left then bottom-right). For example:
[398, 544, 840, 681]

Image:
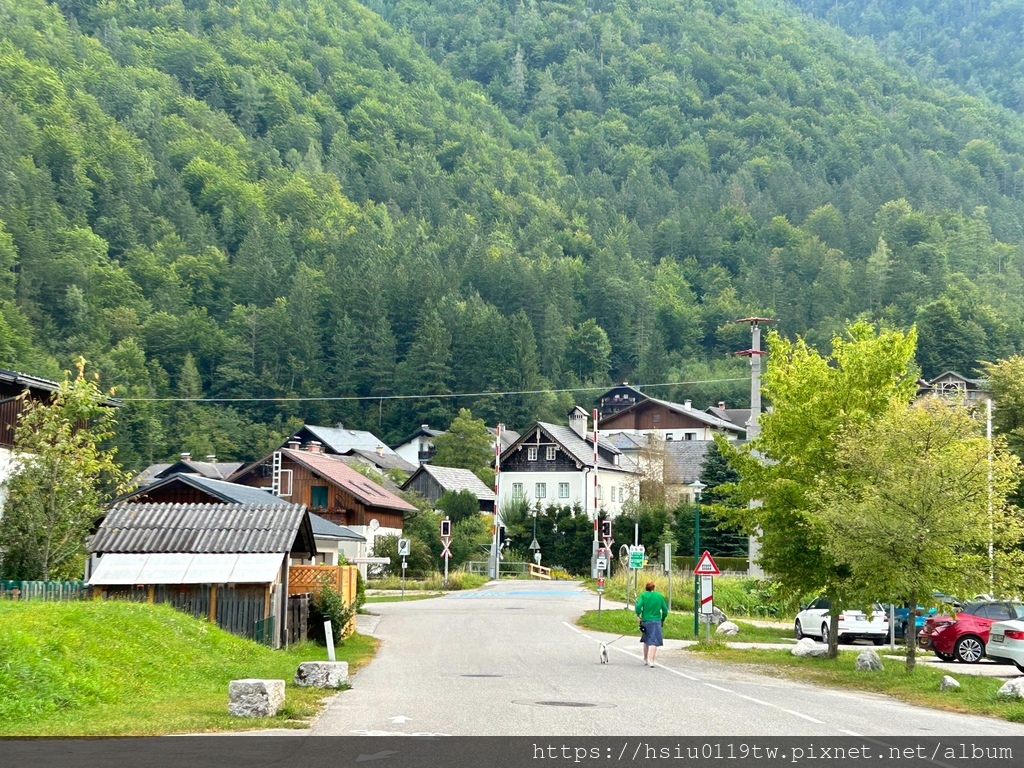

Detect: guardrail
[528, 563, 552, 580]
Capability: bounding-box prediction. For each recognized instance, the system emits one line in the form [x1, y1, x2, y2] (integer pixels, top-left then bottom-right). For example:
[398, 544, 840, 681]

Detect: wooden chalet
[598, 395, 742, 441]
[230, 444, 416, 535]
[401, 463, 496, 513]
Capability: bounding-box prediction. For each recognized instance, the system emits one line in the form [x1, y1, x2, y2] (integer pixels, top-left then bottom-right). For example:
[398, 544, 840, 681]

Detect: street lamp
[689, 480, 706, 638]
[530, 507, 541, 566]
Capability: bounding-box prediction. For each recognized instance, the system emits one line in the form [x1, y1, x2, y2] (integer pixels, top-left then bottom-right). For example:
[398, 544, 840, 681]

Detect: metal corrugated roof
[88, 552, 283, 585]
[309, 513, 366, 542]
[415, 464, 496, 500]
[283, 449, 417, 513]
[300, 425, 401, 457]
[90, 502, 308, 554]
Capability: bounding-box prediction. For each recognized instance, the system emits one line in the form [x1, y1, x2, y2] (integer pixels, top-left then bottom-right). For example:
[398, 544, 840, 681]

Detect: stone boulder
[792, 637, 829, 658]
[698, 607, 729, 626]
[228, 679, 285, 718]
[716, 621, 740, 636]
[939, 675, 960, 691]
[295, 661, 350, 689]
[997, 678, 1024, 699]
[854, 649, 884, 671]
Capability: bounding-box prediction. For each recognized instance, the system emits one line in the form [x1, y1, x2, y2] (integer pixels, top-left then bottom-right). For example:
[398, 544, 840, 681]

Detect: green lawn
[577, 608, 794, 643]
[0, 600, 377, 736]
[364, 592, 443, 603]
[687, 645, 1024, 722]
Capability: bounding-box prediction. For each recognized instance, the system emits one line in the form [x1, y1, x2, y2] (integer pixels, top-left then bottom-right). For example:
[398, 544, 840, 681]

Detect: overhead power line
[120, 377, 750, 403]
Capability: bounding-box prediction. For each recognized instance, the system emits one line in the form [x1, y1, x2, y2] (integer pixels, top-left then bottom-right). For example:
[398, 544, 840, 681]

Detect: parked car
[918, 601, 1024, 663]
[984, 619, 1024, 672]
[794, 598, 889, 644]
[890, 593, 960, 639]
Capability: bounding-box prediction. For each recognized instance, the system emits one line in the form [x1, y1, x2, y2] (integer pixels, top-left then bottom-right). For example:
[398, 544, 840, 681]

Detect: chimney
[287, 439, 301, 450]
[305, 441, 322, 453]
[180, 452, 191, 462]
[684, 399, 692, 410]
[421, 424, 429, 430]
[336, 422, 344, 429]
[376, 444, 385, 457]
[205, 454, 216, 463]
[718, 401, 726, 410]
[568, 406, 588, 438]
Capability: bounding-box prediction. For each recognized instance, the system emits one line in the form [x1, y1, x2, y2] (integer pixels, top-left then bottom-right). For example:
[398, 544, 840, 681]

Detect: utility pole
[734, 317, 775, 578]
[491, 423, 503, 581]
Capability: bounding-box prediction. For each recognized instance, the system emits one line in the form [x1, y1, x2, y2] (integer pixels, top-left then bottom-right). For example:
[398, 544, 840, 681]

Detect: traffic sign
[693, 550, 721, 575]
[441, 539, 452, 559]
[628, 545, 645, 570]
[603, 537, 614, 551]
[398, 538, 411, 556]
[596, 555, 608, 572]
[700, 575, 714, 614]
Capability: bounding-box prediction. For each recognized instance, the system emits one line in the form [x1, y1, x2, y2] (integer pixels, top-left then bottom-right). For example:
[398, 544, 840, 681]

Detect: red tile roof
[282, 449, 417, 513]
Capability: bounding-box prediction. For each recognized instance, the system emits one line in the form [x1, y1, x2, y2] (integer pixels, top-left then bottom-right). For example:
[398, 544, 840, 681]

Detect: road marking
[562, 621, 831, 726]
[390, 715, 412, 724]
[356, 751, 399, 762]
[837, 729, 862, 736]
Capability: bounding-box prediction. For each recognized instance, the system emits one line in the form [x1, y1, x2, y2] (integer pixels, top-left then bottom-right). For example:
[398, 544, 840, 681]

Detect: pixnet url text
[531, 743, 1013, 763]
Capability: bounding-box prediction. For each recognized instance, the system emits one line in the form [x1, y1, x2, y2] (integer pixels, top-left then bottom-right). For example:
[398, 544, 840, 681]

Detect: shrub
[309, 585, 354, 646]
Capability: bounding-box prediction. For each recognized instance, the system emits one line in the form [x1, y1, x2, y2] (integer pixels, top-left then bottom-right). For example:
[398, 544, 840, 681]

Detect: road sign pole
[402, 557, 406, 601]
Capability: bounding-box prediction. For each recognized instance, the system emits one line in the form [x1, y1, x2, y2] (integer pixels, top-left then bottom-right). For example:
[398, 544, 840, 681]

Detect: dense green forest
[792, 0, 1024, 114]
[3, 0, 1024, 470]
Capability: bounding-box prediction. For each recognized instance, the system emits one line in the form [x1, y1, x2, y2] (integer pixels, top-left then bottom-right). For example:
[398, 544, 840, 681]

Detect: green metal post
[693, 496, 700, 638]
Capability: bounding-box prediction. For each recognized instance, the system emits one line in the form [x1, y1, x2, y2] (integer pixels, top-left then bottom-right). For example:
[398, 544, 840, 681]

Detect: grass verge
[364, 592, 442, 603]
[366, 571, 488, 591]
[0, 600, 378, 736]
[686, 645, 1024, 722]
[577, 609, 793, 643]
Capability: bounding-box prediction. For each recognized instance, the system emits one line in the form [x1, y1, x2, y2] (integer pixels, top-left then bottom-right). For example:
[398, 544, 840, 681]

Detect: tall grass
[367, 571, 488, 591]
[597, 570, 798, 618]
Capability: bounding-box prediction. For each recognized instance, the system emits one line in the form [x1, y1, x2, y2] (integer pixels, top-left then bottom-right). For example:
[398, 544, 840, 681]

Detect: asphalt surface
[311, 580, 1024, 736]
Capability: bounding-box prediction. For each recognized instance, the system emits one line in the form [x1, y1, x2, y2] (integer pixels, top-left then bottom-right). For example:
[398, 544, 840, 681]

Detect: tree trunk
[906, 590, 917, 672]
[828, 602, 840, 659]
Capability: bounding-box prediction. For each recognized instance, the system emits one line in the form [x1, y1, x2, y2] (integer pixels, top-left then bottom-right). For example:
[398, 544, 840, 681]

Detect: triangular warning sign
[693, 550, 721, 575]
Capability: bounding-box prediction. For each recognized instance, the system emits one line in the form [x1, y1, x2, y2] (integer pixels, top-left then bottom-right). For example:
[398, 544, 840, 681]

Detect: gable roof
[704, 406, 752, 431]
[349, 448, 417, 473]
[605, 395, 743, 433]
[134, 459, 245, 487]
[663, 441, 714, 486]
[391, 425, 520, 452]
[118, 473, 291, 506]
[296, 425, 400, 457]
[0, 367, 122, 406]
[280, 448, 417, 513]
[928, 371, 987, 388]
[90, 502, 313, 555]
[502, 422, 634, 473]
[402, 464, 496, 500]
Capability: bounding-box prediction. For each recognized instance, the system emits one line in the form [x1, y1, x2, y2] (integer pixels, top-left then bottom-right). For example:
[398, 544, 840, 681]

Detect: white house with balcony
[496, 407, 639, 519]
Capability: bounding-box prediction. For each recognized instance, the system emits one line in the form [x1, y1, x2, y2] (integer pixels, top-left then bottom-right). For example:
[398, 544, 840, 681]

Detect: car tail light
[837, 614, 845, 621]
[1005, 630, 1024, 640]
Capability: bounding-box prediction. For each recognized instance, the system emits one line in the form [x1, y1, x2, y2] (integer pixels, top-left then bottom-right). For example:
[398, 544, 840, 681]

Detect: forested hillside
[3, 0, 1024, 469]
[791, 0, 1024, 114]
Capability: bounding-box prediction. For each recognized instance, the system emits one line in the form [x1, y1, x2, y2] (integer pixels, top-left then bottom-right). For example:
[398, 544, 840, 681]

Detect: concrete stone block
[295, 661, 350, 688]
[228, 678, 285, 717]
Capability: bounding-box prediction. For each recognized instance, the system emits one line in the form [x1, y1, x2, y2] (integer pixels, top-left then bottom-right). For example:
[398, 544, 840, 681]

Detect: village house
[133, 452, 244, 487]
[496, 407, 639, 518]
[598, 395, 743, 442]
[401, 463, 496, 513]
[230, 442, 416, 561]
[287, 424, 417, 474]
[391, 424, 520, 467]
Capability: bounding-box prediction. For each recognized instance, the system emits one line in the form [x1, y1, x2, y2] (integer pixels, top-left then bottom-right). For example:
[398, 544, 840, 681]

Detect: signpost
[628, 545, 645, 569]
[398, 538, 410, 600]
[664, 542, 672, 610]
[440, 518, 452, 586]
[692, 550, 720, 641]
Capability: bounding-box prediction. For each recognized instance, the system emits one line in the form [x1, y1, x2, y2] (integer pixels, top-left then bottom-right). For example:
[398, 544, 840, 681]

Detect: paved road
[312, 581, 1024, 736]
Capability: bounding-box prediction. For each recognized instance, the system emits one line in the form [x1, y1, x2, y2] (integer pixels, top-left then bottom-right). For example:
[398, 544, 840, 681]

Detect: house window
[558, 482, 570, 498]
[618, 486, 624, 502]
[610, 485, 616, 503]
[512, 482, 524, 498]
[535, 483, 547, 499]
[310, 485, 329, 508]
[597, 486, 603, 500]
[528, 446, 538, 461]
[685, 433, 695, 441]
[546, 446, 556, 461]
[666, 434, 674, 441]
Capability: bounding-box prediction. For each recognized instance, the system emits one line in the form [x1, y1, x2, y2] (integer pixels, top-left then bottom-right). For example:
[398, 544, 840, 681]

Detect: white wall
[393, 436, 432, 466]
[497, 468, 638, 519]
[600, 427, 737, 442]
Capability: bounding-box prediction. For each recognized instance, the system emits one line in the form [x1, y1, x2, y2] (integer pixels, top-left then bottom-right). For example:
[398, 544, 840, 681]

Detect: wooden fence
[287, 594, 309, 645]
[0, 580, 88, 601]
[288, 564, 358, 636]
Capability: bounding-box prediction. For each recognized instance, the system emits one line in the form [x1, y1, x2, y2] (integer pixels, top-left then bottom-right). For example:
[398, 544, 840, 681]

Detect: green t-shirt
[635, 590, 669, 622]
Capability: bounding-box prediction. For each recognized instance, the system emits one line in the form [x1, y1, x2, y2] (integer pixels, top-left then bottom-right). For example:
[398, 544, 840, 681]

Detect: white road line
[562, 621, 832, 727]
[837, 729, 863, 736]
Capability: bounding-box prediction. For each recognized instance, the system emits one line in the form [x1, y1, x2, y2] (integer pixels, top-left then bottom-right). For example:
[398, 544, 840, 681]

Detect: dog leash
[603, 634, 629, 646]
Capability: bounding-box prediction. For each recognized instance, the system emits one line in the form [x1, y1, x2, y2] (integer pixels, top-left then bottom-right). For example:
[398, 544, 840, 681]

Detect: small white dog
[599, 643, 610, 664]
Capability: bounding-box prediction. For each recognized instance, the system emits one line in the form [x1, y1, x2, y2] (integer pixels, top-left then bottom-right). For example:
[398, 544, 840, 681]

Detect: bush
[309, 585, 354, 646]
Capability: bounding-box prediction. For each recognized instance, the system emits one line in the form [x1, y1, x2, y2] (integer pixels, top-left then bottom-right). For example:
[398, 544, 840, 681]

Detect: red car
[919, 601, 1024, 663]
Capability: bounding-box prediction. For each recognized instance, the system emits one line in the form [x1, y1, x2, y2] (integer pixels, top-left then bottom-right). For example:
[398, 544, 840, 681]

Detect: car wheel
[1014, 661, 1024, 674]
[872, 637, 885, 645]
[900, 621, 909, 639]
[935, 651, 955, 662]
[821, 622, 830, 642]
[795, 620, 805, 640]
[954, 635, 985, 664]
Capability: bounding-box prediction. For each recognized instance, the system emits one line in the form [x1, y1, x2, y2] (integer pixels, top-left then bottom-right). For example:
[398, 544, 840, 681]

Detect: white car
[795, 597, 889, 644]
[984, 619, 1024, 672]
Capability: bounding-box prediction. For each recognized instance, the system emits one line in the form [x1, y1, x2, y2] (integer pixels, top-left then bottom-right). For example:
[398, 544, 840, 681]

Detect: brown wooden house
[598, 396, 743, 442]
[230, 445, 416, 543]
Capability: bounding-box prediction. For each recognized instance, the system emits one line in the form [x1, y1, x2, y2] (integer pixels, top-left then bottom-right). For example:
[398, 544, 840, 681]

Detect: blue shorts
[640, 620, 664, 646]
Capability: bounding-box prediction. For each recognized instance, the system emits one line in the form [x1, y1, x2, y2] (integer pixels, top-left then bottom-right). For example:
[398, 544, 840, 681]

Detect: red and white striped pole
[492, 423, 502, 579]
[593, 408, 599, 542]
